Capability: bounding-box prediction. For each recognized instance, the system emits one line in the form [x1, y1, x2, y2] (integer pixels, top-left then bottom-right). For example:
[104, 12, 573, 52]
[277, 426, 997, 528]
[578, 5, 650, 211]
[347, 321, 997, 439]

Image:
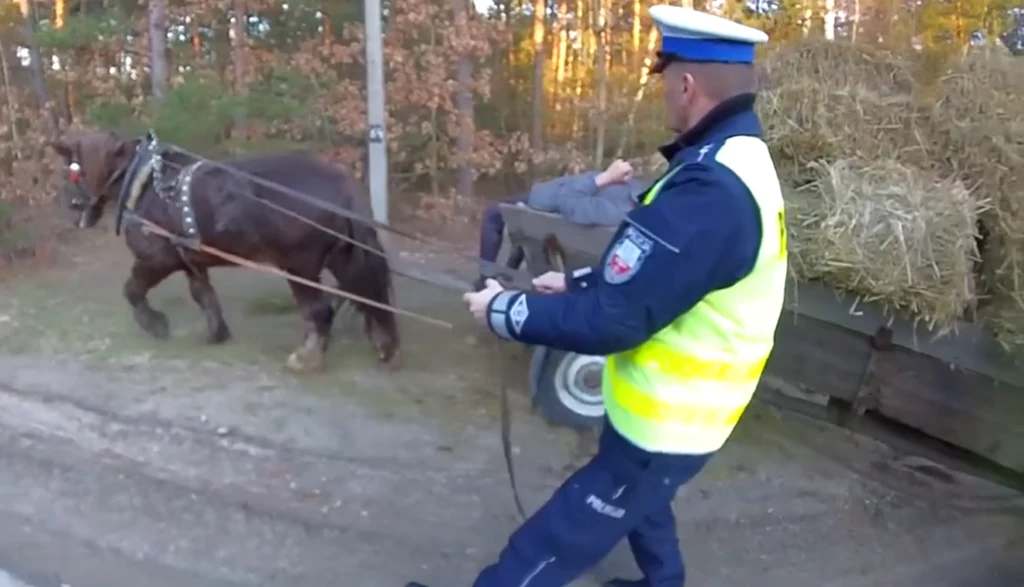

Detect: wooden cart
[499, 203, 1024, 475]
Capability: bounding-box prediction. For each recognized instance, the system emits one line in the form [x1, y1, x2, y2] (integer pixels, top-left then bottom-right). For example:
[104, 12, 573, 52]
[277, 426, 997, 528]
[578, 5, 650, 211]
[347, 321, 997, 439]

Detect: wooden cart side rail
[765, 310, 1024, 474]
[499, 204, 617, 257]
[784, 282, 1024, 387]
[500, 204, 1024, 388]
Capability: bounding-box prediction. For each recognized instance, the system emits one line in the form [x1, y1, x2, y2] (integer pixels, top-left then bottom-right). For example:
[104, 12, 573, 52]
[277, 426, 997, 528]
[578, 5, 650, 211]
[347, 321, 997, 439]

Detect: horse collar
[115, 135, 165, 235]
[174, 160, 204, 241]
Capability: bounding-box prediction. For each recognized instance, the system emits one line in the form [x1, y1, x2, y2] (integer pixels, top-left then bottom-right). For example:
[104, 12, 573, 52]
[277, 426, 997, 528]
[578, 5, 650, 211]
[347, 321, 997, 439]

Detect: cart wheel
[529, 346, 605, 430]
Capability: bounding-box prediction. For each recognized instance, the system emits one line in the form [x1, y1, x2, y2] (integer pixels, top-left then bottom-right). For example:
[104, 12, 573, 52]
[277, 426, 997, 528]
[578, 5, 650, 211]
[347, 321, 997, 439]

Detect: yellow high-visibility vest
[603, 136, 788, 455]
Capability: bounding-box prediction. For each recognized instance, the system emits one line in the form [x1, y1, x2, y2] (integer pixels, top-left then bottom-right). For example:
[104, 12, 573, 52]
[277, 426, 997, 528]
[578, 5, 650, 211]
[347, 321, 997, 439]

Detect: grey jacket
[526, 171, 653, 226]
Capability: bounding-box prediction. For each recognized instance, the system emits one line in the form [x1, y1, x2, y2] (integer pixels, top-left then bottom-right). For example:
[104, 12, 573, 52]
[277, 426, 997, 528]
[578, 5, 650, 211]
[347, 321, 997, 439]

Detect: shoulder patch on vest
[604, 226, 653, 285]
[510, 294, 529, 335]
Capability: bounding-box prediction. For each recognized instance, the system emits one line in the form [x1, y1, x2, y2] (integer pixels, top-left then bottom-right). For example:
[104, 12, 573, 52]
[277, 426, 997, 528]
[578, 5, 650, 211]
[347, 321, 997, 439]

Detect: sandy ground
[0, 232, 1022, 587]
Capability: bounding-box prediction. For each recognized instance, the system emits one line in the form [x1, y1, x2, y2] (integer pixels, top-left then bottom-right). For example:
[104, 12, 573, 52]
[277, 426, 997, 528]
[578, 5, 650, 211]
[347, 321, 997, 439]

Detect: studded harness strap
[173, 160, 203, 247]
[109, 135, 204, 253]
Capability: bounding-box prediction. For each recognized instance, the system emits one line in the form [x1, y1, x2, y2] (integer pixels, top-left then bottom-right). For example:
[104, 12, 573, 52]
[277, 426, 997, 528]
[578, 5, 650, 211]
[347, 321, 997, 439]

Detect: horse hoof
[136, 309, 171, 340]
[285, 352, 304, 372]
[207, 323, 232, 345]
[378, 349, 401, 371]
[286, 348, 324, 373]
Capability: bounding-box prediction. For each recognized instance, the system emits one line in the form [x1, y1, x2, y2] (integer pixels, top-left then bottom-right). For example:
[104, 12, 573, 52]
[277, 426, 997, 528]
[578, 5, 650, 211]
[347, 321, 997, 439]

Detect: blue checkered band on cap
[650, 5, 768, 65]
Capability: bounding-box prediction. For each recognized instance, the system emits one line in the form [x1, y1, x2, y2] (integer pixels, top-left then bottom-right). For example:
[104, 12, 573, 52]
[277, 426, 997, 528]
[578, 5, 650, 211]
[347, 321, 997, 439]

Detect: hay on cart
[759, 41, 1024, 348]
[927, 52, 1024, 350]
[757, 41, 928, 185]
[786, 158, 987, 331]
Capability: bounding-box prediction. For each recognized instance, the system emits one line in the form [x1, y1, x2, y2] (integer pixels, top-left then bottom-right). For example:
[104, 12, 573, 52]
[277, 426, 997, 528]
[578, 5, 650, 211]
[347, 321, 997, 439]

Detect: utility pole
[364, 0, 389, 225]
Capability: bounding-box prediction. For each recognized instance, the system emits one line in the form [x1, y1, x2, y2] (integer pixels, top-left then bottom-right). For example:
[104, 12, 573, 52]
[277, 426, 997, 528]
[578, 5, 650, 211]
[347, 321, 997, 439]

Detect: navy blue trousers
[478, 197, 527, 267]
[472, 420, 714, 587]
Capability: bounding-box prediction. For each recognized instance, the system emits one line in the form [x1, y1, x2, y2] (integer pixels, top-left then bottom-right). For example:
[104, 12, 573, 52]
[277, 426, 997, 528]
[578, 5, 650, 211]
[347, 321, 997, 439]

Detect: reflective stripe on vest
[603, 136, 788, 455]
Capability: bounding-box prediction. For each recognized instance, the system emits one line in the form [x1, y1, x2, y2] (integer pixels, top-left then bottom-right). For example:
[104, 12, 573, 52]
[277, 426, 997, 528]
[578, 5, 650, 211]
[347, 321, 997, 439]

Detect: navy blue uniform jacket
[485, 94, 765, 355]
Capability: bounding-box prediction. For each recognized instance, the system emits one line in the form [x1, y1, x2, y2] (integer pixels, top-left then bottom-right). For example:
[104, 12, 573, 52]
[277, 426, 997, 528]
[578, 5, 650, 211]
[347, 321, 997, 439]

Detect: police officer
[410, 6, 788, 587]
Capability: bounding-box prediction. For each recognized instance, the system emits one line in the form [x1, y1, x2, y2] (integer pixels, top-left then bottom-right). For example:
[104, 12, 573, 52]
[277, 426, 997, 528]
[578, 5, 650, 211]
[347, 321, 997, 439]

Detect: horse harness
[117, 135, 205, 252]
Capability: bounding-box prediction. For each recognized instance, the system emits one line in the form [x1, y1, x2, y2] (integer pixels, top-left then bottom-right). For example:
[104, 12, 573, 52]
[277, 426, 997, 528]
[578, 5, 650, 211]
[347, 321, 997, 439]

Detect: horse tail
[324, 217, 400, 363]
[351, 217, 394, 301]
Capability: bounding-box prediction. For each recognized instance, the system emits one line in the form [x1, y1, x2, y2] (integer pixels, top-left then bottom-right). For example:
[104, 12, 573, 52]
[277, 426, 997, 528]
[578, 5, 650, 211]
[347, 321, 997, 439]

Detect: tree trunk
[452, 0, 474, 202]
[616, 24, 658, 158]
[592, 0, 607, 167]
[19, 0, 59, 135]
[851, 0, 860, 42]
[427, 22, 440, 198]
[191, 17, 203, 60]
[0, 37, 22, 160]
[231, 0, 247, 90]
[54, 0, 66, 28]
[631, 0, 640, 59]
[529, 0, 546, 159]
[230, 0, 247, 140]
[823, 0, 837, 40]
[953, 0, 966, 48]
[53, 0, 73, 124]
[322, 9, 333, 48]
[571, 0, 584, 140]
[548, 0, 562, 119]
[553, 0, 568, 123]
[148, 0, 169, 101]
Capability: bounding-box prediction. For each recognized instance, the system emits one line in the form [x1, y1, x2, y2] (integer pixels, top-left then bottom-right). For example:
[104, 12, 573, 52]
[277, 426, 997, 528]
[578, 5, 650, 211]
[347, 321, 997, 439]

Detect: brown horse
[48, 130, 400, 372]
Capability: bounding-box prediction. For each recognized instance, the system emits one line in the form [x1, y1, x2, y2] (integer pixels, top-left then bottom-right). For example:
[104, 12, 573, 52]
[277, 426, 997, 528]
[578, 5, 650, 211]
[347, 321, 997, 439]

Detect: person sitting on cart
[475, 159, 651, 290]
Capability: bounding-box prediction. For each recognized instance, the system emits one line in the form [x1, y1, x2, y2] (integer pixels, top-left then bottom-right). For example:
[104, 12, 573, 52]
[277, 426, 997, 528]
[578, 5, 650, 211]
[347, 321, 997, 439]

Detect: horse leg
[284, 280, 336, 373]
[123, 260, 177, 339]
[185, 267, 231, 344]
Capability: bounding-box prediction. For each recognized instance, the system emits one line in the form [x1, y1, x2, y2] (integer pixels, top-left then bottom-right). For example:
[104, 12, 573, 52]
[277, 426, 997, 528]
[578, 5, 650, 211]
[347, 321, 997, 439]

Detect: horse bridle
[64, 155, 135, 212]
[65, 160, 95, 212]
[63, 132, 156, 219]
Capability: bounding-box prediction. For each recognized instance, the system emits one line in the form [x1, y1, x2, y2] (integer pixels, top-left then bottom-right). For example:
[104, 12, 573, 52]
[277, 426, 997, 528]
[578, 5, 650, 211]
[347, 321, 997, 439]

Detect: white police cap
[649, 5, 768, 69]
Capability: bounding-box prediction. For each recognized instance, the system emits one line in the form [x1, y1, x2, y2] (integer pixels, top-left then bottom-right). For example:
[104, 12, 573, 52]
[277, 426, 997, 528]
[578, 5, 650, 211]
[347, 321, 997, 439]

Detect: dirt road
[0, 233, 1022, 587]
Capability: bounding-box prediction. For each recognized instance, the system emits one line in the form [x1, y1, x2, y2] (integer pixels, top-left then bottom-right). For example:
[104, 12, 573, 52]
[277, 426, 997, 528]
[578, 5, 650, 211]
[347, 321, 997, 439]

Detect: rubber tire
[529, 346, 605, 431]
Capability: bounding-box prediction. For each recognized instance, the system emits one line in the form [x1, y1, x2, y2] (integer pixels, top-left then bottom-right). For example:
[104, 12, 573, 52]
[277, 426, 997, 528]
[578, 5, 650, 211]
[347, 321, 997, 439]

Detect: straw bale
[759, 42, 1024, 350]
[927, 52, 1024, 349]
[787, 158, 987, 330]
[757, 41, 927, 184]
